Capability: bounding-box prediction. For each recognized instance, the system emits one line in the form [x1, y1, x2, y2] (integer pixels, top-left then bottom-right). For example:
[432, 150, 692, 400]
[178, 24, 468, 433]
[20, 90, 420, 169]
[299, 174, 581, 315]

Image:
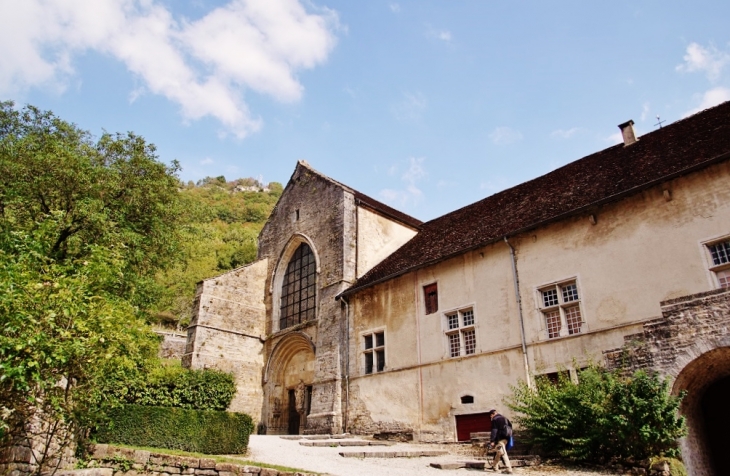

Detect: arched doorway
[701, 376, 730, 475]
[673, 346, 730, 476]
[264, 332, 316, 435]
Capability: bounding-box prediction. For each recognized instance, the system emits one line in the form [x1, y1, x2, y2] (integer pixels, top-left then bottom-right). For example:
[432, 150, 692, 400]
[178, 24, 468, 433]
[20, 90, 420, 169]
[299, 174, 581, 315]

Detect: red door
[455, 412, 492, 442]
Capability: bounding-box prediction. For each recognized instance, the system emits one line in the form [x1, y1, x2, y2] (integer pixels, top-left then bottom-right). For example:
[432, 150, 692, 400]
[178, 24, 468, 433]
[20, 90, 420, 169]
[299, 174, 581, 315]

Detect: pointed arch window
[280, 243, 317, 329]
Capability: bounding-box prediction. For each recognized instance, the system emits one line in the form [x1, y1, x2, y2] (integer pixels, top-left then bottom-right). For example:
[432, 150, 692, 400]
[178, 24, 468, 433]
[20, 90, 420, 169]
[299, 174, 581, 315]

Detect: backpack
[505, 418, 514, 450]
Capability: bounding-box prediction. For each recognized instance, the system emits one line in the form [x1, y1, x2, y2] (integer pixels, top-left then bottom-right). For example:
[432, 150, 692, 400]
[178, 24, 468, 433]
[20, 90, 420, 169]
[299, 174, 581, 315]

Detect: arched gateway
[263, 332, 316, 434]
[604, 288, 730, 476]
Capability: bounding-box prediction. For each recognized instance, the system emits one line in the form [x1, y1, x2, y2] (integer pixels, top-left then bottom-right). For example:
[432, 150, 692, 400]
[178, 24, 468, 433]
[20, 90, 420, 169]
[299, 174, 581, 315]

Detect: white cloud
[379, 157, 426, 207]
[0, 0, 339, 138]
[683, 87, 730, 117]
[676, 42, 730, 82]
[391, 91, 427, 122]
[489, 126, 523, 145]
[550, 127, 579, 139]
[200, 157, 214, 165]
[606, 132, 623, 145]
[425, 24, 451, 42]
[389, 3, 401, 13]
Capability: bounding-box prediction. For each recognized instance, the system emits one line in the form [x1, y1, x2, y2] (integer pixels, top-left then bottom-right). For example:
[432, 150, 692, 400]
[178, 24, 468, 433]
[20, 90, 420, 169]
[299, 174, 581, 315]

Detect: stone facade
[184, 161, 418, 435]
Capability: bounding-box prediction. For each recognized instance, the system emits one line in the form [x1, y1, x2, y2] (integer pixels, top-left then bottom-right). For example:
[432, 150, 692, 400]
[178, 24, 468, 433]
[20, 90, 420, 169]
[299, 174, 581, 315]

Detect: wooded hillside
[153, 176, 282, 329]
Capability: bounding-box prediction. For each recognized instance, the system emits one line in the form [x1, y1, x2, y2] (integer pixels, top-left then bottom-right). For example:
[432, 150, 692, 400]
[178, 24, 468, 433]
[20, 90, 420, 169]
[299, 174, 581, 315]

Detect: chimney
[618, 120, 638, 146]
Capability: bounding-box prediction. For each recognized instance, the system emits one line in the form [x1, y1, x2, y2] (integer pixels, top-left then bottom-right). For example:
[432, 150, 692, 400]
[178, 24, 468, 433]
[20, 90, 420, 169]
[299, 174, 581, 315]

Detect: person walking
[487, 409, 513, 474]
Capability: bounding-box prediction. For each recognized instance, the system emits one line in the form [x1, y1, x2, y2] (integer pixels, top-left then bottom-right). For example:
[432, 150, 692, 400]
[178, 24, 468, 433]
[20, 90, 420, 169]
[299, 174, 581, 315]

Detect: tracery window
[280, 243, 317, 330]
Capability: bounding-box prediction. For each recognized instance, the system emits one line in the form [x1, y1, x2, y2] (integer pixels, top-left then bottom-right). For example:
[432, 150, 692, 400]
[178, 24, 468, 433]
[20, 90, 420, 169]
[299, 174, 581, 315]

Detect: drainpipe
[339, 295, 351, 433]
[504, 236, 533, 389]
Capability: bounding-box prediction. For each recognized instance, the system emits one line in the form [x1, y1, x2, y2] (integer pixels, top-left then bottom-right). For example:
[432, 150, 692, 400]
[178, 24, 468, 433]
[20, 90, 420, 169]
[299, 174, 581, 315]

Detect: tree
[506, 367, 686, 463]
[0, 102, 182, 474]
[0, 101, 183, 302]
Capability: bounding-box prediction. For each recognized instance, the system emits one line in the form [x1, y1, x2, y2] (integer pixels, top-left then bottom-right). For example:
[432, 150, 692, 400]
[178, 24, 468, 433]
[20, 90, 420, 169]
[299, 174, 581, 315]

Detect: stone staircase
[279, 435, 448, 459]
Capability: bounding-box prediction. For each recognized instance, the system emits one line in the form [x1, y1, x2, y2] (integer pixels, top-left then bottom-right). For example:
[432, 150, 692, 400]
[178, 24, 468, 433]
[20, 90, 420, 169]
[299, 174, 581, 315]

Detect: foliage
[506, 367, 686, 463]
[111, 363, 236, 411]
[0, 101, 183, 295]
[0, 101, 181, 474]
[93, 405, 254, 455]
[0, 226, 161, 474]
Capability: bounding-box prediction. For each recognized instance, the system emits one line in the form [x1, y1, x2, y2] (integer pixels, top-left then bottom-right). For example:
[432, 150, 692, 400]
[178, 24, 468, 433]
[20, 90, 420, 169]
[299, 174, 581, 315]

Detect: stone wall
[183, 260, 268, 421]
[156, 331, 187, 360]
[73, 445, 317, 476]
[604, 288, 730, 375]
[603, 287, 730, 476]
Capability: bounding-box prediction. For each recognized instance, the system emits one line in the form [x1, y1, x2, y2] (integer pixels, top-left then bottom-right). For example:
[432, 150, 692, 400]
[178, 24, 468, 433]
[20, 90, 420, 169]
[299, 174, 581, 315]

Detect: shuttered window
[424, 283, 438, 314]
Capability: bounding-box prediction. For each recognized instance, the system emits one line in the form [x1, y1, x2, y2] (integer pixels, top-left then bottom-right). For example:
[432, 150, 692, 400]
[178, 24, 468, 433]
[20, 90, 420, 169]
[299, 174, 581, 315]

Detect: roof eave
[338, 148, 730, 299]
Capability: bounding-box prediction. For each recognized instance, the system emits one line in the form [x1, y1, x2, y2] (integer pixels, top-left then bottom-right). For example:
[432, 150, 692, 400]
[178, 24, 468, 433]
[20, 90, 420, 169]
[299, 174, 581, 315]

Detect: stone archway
[263, 332, 316, 434]
[672, 347, 730, 476]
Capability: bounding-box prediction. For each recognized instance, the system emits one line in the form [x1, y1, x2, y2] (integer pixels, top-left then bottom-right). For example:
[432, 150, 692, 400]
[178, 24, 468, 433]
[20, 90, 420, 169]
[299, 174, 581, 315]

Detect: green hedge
[94, 405, 254, 454]
[112, 365, 236, 411]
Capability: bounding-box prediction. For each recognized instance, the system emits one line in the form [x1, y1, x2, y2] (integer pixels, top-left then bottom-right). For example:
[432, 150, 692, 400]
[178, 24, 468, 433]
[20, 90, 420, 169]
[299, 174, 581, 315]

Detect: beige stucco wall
[347, 160, 730, 441]
[356, 206, 418, 278]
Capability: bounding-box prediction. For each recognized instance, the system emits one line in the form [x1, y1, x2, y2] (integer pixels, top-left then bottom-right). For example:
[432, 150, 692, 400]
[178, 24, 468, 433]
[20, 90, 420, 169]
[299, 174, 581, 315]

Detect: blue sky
[2, 1, 729, 221]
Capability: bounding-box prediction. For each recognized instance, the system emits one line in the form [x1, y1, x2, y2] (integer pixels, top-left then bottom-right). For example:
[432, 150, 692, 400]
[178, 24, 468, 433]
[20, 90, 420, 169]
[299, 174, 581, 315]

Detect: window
[538, 280, 584, 339]
[424, 283, 438, 314]
[706, 239, 730, 289]
[460, 395, 474, 404]
[363, 331, 385, 374]
[280, 243, 317, 330]
[445, 308, 476, 358]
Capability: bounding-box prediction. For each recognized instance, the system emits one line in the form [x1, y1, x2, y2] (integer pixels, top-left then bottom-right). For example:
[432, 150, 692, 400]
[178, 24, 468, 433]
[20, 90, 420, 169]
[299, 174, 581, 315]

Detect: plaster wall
[515, 161, 730, 350]
[347, 161, 730, 441]
[356, 206, 418, 278]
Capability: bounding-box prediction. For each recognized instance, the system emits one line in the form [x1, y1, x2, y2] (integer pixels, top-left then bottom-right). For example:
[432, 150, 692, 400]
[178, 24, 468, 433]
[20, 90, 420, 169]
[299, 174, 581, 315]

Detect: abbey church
[183, 101, 730, 476]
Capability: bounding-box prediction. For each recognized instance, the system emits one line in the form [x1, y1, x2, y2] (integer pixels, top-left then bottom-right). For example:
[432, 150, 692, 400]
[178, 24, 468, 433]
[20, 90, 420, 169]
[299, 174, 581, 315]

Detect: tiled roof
[344, 101, 730, 295]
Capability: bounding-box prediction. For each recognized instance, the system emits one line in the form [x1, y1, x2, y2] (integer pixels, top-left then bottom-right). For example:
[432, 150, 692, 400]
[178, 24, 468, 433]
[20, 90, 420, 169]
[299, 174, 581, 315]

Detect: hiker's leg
[498, 439, 512, 472]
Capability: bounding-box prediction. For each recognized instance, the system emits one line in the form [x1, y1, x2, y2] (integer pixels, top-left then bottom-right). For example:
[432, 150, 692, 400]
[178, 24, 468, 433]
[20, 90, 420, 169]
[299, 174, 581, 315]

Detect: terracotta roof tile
[345, 101, 730, 295]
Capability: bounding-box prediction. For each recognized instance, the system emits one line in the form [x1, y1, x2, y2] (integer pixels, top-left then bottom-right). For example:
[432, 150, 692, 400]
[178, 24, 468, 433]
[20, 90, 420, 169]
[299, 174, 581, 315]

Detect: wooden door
[455, 412, 492, 442]
[287, 389, 300, 435]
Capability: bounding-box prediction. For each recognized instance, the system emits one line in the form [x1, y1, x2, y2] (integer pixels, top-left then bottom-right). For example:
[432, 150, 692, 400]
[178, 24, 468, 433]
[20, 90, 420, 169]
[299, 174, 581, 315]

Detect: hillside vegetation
[153, 176, 282, 330]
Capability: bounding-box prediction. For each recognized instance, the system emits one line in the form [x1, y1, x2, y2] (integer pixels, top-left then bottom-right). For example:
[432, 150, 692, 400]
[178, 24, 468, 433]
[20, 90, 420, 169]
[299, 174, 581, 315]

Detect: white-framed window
[705, 238, 730, 289]
[538, 280, 584, 339]
[363, 331, 385, 374]
[445, 308, 476, 358]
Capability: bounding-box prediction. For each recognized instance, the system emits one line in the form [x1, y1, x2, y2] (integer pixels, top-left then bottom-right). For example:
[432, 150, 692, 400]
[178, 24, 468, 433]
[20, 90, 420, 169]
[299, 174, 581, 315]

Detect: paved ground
[240, 436, 625, 476]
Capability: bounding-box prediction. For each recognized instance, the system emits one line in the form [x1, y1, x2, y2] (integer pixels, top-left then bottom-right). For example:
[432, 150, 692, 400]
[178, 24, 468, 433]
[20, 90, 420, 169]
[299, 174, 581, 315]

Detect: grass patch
[97, 443, 317, 474]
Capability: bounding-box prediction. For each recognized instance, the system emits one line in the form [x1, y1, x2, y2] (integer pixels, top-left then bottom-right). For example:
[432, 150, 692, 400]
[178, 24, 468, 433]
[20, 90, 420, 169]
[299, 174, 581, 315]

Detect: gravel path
[242, 436, 624, 476]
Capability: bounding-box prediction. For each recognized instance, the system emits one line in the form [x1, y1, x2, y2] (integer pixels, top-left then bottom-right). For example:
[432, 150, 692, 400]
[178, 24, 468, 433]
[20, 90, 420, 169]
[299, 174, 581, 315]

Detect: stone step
[280, 434, 354, 440]
[299, 440, 393, 447]
[430, 456, 541, 470]
[340, 450, 448, 458]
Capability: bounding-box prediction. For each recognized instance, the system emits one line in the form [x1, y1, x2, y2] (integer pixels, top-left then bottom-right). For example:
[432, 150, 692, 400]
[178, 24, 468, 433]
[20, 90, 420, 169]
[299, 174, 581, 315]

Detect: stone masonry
[604, 287, 730, 476]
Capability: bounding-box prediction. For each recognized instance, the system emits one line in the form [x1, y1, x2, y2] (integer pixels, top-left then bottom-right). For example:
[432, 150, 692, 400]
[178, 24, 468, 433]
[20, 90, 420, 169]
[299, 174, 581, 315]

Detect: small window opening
[424, 283, 438, 314]
[461, 395, 474, 404]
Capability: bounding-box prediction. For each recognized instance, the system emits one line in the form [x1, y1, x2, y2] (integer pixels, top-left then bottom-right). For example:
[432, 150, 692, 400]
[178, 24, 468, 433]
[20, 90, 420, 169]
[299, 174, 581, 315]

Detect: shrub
[507, 367, 686, 463]
[112, 363, 236, 411]
[94, 405, 254, 454]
